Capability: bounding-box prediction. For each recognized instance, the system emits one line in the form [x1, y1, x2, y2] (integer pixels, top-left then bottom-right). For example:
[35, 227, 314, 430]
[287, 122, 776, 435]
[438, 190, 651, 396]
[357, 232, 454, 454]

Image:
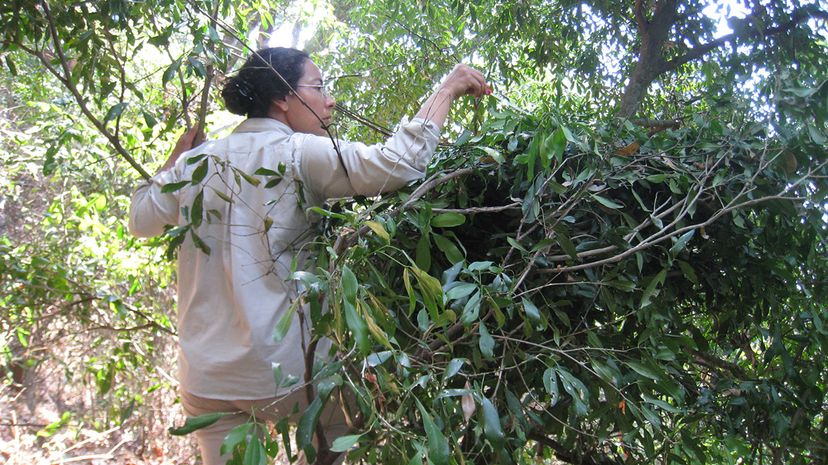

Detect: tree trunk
[617, 0, 678, 119]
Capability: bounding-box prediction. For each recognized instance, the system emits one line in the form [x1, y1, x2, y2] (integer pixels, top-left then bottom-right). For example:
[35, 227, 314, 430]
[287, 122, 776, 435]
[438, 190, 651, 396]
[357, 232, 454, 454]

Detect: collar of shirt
[233, 118, 293, 135]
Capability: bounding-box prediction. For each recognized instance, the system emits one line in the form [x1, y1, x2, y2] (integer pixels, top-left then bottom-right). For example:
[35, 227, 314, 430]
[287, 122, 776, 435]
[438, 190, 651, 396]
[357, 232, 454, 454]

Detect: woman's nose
[325, 95, 336, 108]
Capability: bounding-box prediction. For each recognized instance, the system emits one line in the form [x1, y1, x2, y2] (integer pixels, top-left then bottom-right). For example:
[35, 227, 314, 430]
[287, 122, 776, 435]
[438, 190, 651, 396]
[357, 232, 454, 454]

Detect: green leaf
[104, 102, 128, 124]
[468, 261, 494, 272]
[330, 434, 363, 452]
[220, 422, 253, 455]
[555, 228, 578, 260]
[507, 236, 527, 253]
[446, 283, 476, 301]
[403, 268, 416, 315]
[677, 260, 699, 284]
[365, 220, 390, 243]
[640, 405, 662, 430]
[185, 153, 207, 165]
[669, 230, 695, 256]
[521, 297, 541, 327]
[479, 323, 495, 358]
[431, 212, 466, 228]
[161, 180, 189, 193]
[556, 368, 589, 416]
[444, 358, 465, 380]
[460, 290, 481, 325]
[234, 168, 261, 186]
[476, 145, 505, 163]
[162, 59, 181, 85]
[169, 412, 227, 435]
[190, 229, 211, 255]
[479, 396, 505, 449]
[410, 266, 443, 320]
[643, 393, 682, 413]
[549, 127, 567, 163]
[627, 361, 662, 381]
[432, 233, 464, 264]
[808, 125, 827, 145]
[253, 167, 280, 176]
[243, 436, 267, 465]
[415, 235, 432, 271]
[592, 195, 624, 209]
[341, 265, 359, 302]
[296, 397, 324, 462]
[416, 399, 449, 465]
[190, 190, 204, 227]
[142, 110, 158, 128]
[344, 301, 370, 354]
[191, 159, 209, 184]
[265, 177, 283, 189]
[591, 360, 620, 386]
[640, 269, 667, 308]
[273, 300, 297, 343]
[543, 367, 559, 404]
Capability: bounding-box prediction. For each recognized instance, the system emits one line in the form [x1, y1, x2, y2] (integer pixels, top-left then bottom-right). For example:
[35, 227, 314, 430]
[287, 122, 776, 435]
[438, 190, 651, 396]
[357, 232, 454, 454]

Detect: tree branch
[38, 0, 151, 180]
[528, 431, 621, 465]
[634, 0, 648, 34]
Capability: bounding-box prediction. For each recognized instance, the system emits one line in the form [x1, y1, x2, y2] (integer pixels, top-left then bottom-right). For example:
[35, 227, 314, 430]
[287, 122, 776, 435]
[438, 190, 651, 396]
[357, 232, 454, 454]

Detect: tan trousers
[180, 388, 349, 465]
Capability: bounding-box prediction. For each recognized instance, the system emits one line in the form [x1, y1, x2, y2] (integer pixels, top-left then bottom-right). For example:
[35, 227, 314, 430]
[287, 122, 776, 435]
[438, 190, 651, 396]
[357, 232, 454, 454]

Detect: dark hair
[221, 47, 309, 118]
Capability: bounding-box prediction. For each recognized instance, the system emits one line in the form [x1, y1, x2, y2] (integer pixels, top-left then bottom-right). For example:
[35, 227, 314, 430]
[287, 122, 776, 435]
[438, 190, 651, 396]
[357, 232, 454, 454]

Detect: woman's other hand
[159, 125, 204, 173]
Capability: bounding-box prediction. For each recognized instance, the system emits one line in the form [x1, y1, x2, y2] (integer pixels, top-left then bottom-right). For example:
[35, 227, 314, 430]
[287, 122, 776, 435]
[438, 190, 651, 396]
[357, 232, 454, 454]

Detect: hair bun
[222, 76, 257, 116]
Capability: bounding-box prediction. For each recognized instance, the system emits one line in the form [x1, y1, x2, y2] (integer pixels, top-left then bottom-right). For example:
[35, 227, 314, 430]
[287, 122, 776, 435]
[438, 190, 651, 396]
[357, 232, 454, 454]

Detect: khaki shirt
[129, 117, 440, 399]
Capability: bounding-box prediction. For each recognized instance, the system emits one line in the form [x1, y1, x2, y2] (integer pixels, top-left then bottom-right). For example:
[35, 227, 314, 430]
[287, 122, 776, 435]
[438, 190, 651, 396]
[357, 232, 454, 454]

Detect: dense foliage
[301, 100, 828, 464]
[1, 1, 826, 464]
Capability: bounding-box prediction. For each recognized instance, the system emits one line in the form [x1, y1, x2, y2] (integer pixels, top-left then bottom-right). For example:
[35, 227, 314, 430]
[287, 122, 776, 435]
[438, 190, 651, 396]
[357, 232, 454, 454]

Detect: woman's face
[282, 60, 335, 136]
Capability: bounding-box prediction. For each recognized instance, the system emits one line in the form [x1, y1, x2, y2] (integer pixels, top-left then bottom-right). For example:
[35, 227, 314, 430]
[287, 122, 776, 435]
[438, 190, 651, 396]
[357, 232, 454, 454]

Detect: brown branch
[38, 0, 151, 180]
[432, 202, 520, 214]
[528, 431, 621, 465]
[538, 193, 804, 275]
[689, 349, 748, 379]
[192, 1, 221, 145]
[634, 0, 648, 34]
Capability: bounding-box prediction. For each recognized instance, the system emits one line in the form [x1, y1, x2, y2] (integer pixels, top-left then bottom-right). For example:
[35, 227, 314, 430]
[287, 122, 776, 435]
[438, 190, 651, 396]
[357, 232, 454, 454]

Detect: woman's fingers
[443, 64, 491, 99]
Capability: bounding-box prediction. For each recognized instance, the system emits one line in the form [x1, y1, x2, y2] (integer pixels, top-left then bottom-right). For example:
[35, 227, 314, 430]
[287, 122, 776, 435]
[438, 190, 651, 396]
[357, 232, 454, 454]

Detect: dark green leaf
[161, 181, 189, 193]
[191, 159, 209, 185]
[479, 396, 505, 448]
[296, 397, 324, 462]
[416, 399, 449, 465]
[221, 422, 253, 456]
[169, 412, 227, 435]
[104, 102, 128, 124]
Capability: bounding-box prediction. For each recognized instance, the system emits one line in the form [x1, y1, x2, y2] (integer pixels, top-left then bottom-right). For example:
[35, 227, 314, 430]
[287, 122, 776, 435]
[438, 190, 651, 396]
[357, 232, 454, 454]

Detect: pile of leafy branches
[289, 101, 828, 465]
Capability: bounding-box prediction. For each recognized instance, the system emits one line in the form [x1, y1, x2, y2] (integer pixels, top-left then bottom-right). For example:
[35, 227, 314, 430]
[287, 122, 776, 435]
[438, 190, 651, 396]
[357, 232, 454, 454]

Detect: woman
[129, 47, 489, 465]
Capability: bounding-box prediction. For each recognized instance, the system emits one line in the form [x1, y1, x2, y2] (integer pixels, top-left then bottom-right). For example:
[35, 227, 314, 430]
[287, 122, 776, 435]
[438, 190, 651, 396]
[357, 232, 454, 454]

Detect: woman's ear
[271, 97, 290, 113]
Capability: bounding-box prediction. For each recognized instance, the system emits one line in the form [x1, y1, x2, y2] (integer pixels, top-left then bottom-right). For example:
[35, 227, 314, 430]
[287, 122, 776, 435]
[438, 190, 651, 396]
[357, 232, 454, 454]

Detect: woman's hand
[158, 125, 204, 173]
[440, 64, 492, 100]
[414, 65, 491, 128]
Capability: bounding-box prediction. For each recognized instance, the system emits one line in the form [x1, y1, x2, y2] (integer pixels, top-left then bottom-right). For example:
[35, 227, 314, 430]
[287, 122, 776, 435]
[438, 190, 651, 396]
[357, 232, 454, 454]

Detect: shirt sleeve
[295, 117, 441, 200]
[128, 168, 181, 238]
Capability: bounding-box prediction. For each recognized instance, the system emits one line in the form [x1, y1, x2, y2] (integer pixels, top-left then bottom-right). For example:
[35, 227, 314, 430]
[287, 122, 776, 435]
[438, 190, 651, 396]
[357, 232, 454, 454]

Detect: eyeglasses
[295, 83, 331, 97]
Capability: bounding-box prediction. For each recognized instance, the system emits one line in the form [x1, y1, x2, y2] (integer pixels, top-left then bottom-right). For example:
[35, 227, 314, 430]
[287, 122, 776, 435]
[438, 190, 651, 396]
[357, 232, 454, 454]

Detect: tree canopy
[1, 1, 826, 465]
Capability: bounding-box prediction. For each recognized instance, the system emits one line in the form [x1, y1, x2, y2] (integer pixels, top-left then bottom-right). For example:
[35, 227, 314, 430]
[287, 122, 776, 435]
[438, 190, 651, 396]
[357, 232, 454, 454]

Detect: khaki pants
[180, 388, 349, 465]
